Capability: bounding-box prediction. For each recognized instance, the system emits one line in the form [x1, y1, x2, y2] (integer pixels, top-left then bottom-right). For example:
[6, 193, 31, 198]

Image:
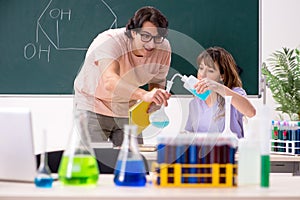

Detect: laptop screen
[0, 107, 37, 182]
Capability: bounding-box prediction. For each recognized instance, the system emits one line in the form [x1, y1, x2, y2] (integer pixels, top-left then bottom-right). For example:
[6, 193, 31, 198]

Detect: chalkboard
[0, 0, 260, 95]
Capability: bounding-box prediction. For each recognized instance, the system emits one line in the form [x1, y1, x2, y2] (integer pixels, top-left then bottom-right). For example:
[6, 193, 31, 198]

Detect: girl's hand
[194, 78, 224, 96]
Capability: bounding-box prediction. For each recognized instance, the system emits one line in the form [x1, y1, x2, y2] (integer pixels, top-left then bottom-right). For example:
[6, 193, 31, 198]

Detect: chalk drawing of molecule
[24, 0, 117, 62]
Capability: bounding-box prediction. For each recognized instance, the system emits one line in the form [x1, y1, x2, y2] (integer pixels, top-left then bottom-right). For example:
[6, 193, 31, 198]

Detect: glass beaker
[58, 110, 99, 186]
[114, 125, 147, 186]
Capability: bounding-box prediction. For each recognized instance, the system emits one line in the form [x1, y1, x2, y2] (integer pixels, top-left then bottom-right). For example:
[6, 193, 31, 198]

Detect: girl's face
[197, 60, 223, 82]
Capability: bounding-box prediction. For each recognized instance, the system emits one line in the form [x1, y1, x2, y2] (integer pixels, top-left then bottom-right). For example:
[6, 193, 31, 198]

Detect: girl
[185, 47, 256, 138]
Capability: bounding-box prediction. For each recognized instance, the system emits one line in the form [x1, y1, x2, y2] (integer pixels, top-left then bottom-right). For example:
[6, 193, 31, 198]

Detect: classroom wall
[1, 0, 299, 154]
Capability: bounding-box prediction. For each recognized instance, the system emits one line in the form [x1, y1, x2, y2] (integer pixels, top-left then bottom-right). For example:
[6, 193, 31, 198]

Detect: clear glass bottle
[114, 125, 147, 186]
[58, 110, 99, 186]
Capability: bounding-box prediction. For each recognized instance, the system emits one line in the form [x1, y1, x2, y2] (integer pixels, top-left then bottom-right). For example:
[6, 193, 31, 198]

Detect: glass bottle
[114, 125, 147, 186]
[34, 130, 53, 188]
[58, 110, 99, 186]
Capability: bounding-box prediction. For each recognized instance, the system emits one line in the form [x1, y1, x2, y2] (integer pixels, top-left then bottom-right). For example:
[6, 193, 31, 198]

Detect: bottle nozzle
[166, 80, 173, 93]
[181, 75, 188, 82]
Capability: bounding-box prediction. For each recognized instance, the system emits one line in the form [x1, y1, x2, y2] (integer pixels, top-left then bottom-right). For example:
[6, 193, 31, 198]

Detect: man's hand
[142, 88, 171, 106]
[147, 103, 161, 113]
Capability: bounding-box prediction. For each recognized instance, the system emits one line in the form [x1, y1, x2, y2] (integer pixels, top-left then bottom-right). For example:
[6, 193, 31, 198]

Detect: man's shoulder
[161, 38, 171, 51]
[96, 27, 126, 38]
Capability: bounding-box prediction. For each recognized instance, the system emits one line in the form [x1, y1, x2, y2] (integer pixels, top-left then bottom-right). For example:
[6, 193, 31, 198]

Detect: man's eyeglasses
[137, 31, 165, 44]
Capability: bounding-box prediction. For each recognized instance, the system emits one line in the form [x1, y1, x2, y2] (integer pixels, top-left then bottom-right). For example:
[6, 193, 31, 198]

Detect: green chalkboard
[0, 0, 260, 95]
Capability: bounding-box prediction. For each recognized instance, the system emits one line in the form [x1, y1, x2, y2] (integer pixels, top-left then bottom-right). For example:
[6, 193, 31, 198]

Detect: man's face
[131, 21, 164, 57]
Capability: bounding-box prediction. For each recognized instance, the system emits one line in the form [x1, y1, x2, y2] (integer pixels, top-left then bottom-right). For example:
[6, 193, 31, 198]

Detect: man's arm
[99, 59, 170, 106]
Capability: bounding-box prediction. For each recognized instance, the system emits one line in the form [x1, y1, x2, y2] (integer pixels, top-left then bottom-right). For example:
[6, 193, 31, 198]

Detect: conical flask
[114, 125, 147, 186]
[58, 110, 99, 186]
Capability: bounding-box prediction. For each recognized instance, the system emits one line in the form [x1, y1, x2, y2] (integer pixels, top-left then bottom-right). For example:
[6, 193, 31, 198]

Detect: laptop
[0, 107, 37, 182]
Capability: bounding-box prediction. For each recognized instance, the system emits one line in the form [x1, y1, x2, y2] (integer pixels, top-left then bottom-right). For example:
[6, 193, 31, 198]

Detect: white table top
[0, 173, 300, 200]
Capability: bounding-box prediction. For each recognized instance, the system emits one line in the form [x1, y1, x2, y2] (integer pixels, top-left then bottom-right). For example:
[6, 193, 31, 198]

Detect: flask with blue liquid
[149, 80, 173, 128]
[114, 125, 147, 187]
[181, 75, 211, 100]
[34, 130, 53, 188]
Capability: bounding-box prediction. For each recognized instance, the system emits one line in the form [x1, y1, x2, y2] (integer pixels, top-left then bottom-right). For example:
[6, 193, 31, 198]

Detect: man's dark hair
[125, 6, 168, 38]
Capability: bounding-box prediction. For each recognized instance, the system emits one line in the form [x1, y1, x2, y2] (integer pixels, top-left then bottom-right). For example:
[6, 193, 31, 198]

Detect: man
[74, 6, 171, 146]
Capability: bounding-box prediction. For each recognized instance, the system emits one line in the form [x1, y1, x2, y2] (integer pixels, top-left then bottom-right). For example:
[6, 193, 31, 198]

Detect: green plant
[262, 47, 300, 120]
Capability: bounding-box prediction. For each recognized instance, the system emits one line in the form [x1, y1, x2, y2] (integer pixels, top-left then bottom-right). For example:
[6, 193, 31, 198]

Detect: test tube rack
[153, 163, 237, 187]
[153, 134, 238, 187]
[270, 121, 300, 155]
[270, 140, 300, 155]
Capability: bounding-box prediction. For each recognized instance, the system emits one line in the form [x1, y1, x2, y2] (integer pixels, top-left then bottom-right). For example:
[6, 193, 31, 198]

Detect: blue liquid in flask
[34, 177, 53, 188]
[114, 160, 146, 187]
[34, 130, 53, 188]
[149, 106, 170, 128]
[151, 121, 170, 128]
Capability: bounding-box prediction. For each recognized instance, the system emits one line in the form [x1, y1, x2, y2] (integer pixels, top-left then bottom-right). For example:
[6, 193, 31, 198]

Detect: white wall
[262, 0, 300, 61]
[1, 0, 299, 153]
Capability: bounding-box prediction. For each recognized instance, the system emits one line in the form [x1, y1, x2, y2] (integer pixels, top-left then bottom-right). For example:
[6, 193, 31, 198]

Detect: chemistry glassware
[222, 96, 238, 140]
[114, 125, 147, 187]
[58, 110, 99, 186]
[34, 130, 53, 188]
[149, 81, 173, 128]
[149, 105, 170, 128]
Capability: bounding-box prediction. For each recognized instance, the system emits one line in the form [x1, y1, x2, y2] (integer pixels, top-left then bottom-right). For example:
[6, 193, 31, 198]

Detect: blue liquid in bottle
[34, 177, 53, 188]
[114, 160, 146, 187]
[191, 89, 211, 100]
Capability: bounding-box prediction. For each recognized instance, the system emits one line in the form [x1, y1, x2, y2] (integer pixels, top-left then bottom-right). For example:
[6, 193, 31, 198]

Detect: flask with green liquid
[58, 110, 99, 186]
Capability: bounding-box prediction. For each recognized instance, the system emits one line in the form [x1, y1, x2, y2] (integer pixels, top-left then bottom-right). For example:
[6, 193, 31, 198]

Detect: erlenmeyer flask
[58, 110, 99, 186]
[114, 125, 147, 186]
[222, 96, 238, 140]
[149, 80, 173, 128]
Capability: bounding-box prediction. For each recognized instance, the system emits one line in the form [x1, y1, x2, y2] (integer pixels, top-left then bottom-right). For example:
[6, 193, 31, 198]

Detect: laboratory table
[1, 173, 300, 200]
